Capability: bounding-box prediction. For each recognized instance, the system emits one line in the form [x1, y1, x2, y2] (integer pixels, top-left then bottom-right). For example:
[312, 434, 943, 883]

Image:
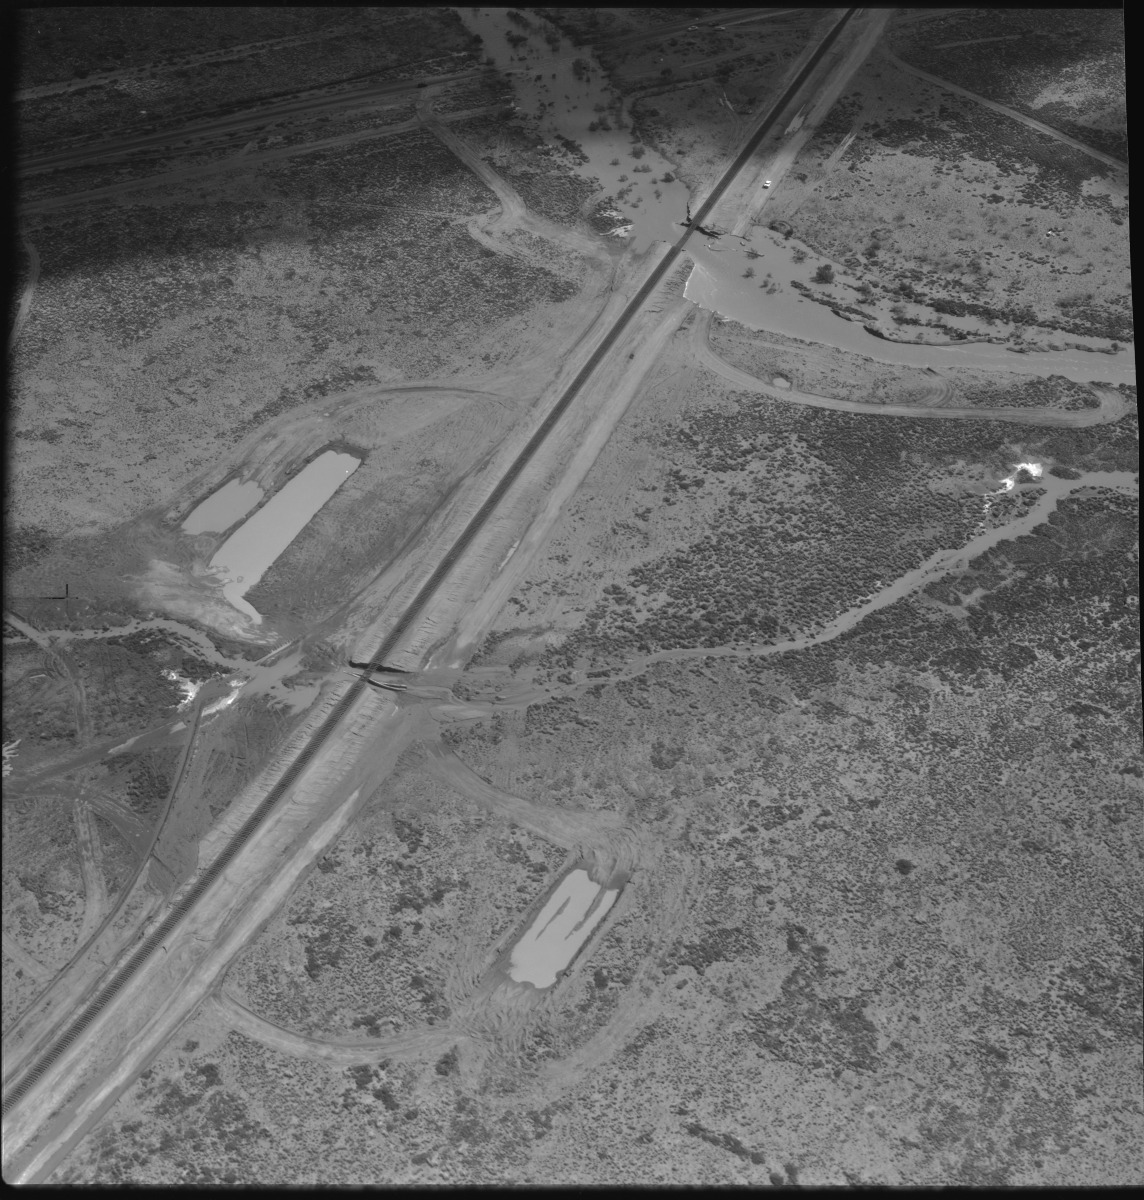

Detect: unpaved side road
[423, 106, 605, 262]
[21, 104, 502, 216]
[691, 310, 1133, 427]
[2, 612, 91, 747]
[884, 48, 1128, 170]
[204, 991, 463, 1066]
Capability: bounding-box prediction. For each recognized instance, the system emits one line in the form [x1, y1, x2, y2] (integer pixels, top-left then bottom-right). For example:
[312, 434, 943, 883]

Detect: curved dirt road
[691, 311, 1131, 427]
[2, 935, 52, 987]
[206, 991, 464, 1066]
[884, 48, 1127, 170]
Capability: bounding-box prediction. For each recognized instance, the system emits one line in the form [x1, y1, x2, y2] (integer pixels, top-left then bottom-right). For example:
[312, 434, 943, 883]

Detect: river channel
[508, 867, 620, 989]
[461, 8, 1135, 387]
[182, 477, 264, 535]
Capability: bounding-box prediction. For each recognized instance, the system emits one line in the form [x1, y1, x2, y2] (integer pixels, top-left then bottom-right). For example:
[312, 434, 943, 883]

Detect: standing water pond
[209, 450, 360, 625]
[508, 867, 620, 989]
[461, 10, 1134, 385]
[182, 477, 264, 535]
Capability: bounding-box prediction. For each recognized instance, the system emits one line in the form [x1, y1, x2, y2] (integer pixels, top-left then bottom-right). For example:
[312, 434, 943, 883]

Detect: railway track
[1, 6, 856, 1129]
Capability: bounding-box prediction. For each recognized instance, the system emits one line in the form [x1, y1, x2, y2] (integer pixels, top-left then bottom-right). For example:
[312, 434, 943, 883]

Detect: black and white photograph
[4, 5, 1137, 1186]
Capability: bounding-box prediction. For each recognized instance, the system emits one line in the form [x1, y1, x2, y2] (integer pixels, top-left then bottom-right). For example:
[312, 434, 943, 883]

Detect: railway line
[1, 5, 858, 1160]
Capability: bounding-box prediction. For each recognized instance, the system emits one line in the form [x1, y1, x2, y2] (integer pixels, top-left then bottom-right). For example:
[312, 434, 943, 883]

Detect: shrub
[813, 264, 835, 284]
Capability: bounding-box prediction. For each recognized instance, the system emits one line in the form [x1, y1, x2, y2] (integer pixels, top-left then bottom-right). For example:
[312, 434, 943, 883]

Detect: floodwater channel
[457, 7, 692, 253]
[209, 450, 360, 625]
[508, 867, 620, 989]
[686, 227, 1137, 385]
[461, 9, 1134, 385]
[182, 478, 265, 535]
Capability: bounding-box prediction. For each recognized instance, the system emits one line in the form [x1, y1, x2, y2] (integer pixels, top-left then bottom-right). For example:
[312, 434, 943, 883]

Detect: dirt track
[206, 991, 464, 1066]
[73, 803, 109, 949]
[424, 741, 646, 875]
[424, 107, 605, 263]
[8, 229, 40, 352]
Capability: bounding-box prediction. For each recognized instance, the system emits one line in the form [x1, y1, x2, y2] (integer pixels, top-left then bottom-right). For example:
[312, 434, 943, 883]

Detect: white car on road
[762, 180, 771, 188]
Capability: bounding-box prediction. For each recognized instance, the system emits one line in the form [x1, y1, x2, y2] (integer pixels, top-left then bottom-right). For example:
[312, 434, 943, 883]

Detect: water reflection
[209, 450, 360, 625]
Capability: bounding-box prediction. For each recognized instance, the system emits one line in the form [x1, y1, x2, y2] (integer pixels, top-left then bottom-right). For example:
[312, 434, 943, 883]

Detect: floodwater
[459, 9, 1134, 385]
[457, 8, 692, 253]
[181, 477, 264, 534]
[686, 226, 1137, 385]
[508, 867, 620, 989]
[209, 450, 360, 624]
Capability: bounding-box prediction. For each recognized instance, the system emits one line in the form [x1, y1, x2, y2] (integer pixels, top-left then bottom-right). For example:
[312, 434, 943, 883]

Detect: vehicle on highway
[762, 180, 771, 188]
[687, 25, 698, 31]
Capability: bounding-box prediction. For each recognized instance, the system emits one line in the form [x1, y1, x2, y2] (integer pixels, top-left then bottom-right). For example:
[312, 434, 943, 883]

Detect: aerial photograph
[4, 5, 1139, 1186]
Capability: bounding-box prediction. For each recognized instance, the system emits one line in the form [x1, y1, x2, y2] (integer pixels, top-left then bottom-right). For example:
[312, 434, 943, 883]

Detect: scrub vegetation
[11, 6, 1138, 1189]
[759, 12, 1129, 348]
